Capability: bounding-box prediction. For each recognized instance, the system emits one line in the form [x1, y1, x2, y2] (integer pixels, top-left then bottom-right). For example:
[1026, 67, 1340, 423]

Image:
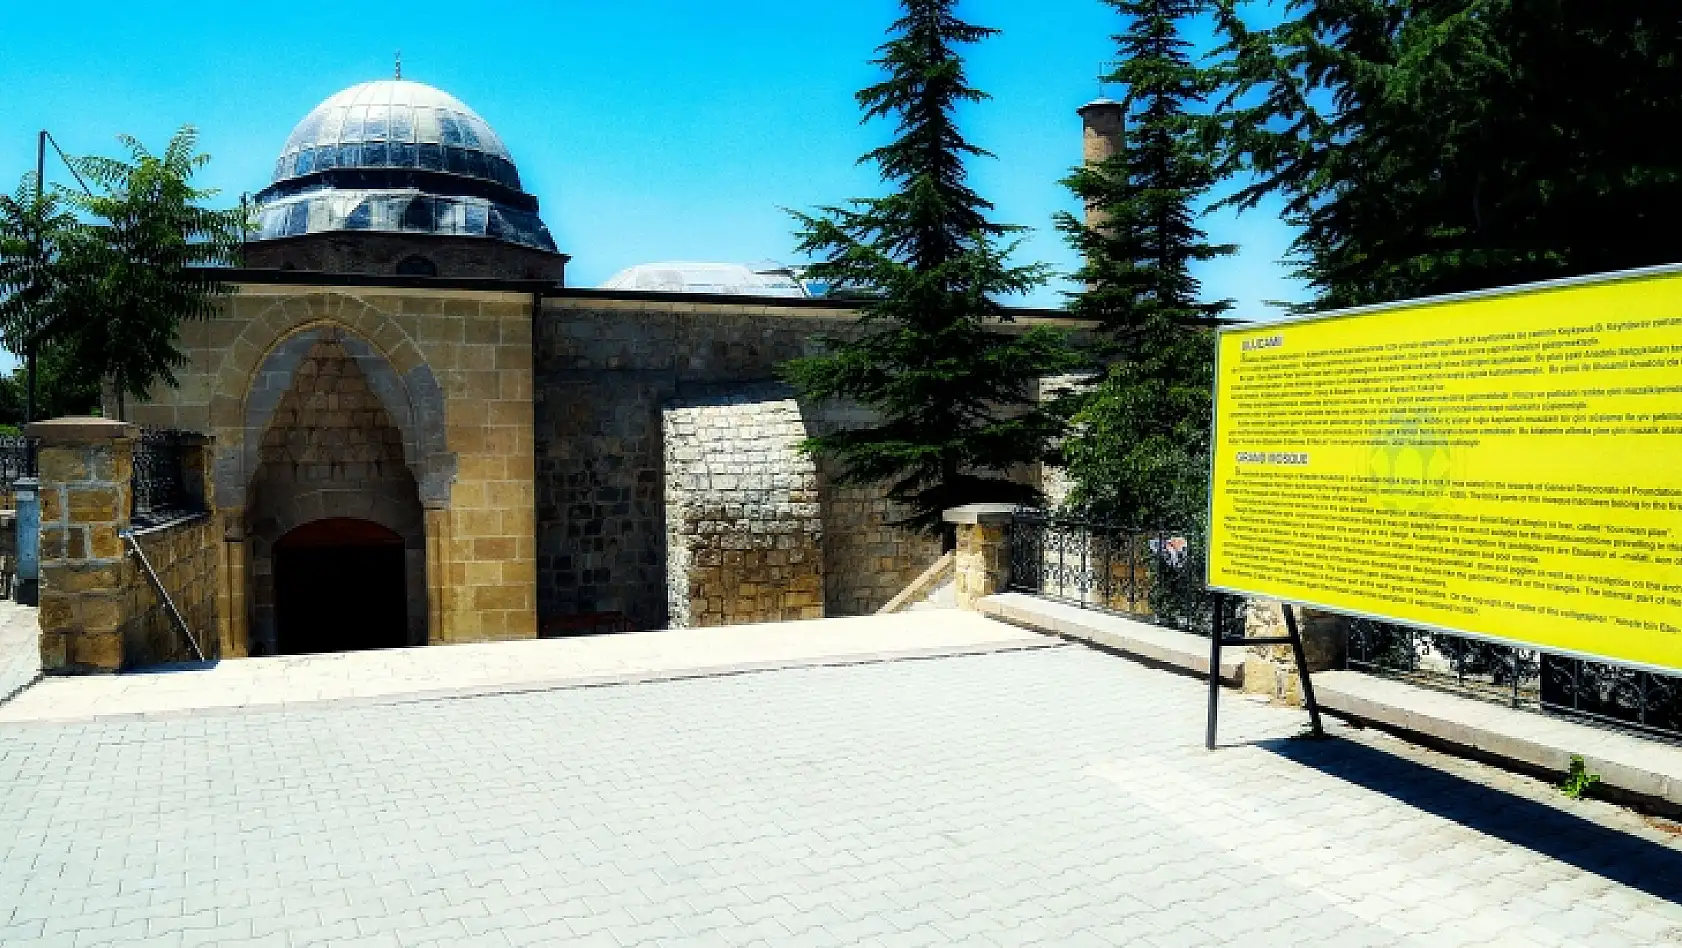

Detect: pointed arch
[209, 292, 453, 510]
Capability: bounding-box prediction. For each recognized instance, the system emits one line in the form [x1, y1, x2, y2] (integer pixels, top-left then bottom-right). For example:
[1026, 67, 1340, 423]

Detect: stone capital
[942, 504, 1018, 526]
[25, 416, 139, 445]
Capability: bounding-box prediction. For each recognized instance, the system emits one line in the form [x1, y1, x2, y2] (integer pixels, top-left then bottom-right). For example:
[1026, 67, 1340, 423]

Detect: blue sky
[0, 0, 1306, 370]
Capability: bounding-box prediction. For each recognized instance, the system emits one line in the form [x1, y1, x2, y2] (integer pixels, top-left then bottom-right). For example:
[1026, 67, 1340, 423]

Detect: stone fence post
[1243, 599, 1348, 705]
[26, 418, 137, 674]
[943, 504, 1016, 610]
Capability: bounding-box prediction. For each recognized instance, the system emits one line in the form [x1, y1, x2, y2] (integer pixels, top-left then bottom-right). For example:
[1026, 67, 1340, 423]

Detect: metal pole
[27, 130, 44, 426]
[1282, 604, 1325, 737]
[1205, 593, 1224, 750]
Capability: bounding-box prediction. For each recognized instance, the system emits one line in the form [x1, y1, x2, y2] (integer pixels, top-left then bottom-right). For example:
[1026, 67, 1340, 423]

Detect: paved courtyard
[2, 632, 1680, 947]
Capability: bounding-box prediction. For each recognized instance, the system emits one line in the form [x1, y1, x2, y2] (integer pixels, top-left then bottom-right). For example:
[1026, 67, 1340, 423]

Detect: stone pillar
[218, 509, 249, 659]
[944, 504, 1017, 611]
[1242, 599, 1349, 705]
[27, 417, 137, 674]
[424, 507, 451, 644]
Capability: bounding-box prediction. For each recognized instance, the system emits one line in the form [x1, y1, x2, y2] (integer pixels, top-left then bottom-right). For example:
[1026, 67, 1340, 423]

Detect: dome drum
[256, 190, 552, 250]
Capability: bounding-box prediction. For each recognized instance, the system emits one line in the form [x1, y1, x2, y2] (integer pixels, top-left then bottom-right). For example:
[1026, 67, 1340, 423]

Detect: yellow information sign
[1209, 265, 1682, 674]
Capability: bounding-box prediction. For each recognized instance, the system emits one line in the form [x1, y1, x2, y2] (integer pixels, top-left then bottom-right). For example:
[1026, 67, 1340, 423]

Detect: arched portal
[244, 324, 430, 654]
[275, 519, 409, 654]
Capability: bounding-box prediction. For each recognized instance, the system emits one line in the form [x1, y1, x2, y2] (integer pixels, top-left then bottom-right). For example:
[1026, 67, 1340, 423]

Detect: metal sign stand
[1205, 594, 1324, 749]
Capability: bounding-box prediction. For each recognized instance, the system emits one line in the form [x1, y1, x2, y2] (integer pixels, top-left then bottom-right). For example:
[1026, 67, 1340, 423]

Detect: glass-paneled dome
[251, 79, 558, 254]
[601, 262, 811, 298]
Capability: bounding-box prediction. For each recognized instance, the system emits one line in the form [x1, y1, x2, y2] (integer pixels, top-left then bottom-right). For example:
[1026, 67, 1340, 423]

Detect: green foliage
[1216, 0, 1682, 309]
[1558, 754, 1602, 800]
[1055, 0, 1233, 528]
[784, 0, 1078, 533]
[59, 126, 242, 418]
[0, 173, 81, 362]
[0, 341, 103, 427]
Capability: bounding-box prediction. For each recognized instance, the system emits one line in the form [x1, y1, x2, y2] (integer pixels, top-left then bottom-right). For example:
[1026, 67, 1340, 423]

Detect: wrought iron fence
[1006, 508, 1243, 636]
[131, 428, 202, 527]
[0, 435, 37, 498]
[1348, 619, 1682, 740]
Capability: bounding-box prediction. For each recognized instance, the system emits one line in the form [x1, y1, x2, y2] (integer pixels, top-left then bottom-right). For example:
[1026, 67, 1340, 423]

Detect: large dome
[251, 79, 557, 254]
[269, 80, 520, 189]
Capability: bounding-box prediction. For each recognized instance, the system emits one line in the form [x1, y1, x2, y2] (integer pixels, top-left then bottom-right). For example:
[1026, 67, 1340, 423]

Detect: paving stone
[2, 647, 1680, 947]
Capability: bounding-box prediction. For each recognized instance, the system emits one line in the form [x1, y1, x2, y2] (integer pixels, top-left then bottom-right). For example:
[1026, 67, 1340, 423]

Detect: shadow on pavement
[1258, 735, 1682, 904]
[125, 660, 222, 675]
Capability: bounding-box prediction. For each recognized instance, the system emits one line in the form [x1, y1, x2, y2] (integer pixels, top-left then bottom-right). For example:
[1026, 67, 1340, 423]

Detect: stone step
[1316, 669, 1682, 811]
[977, 592, 1242, 684]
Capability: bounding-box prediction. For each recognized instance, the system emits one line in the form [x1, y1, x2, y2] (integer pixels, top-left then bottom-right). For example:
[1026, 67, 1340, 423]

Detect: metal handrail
[121, 529, 204, 662]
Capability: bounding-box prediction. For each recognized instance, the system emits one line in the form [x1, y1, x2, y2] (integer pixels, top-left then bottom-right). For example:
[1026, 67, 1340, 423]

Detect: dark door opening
[275, 518, 409, 655]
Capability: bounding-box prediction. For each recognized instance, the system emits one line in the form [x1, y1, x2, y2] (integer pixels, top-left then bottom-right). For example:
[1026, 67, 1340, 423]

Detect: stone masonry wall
[243, 233, 567, 282]
[949, 506, 1016, 611]
[31, 419, 222, 672]
[536, 297, 935, 629]
[127, 517, 219, 666]
[129, 284, 538, 650]
[816, 458, 943, 617]
[662, 386, 824, 628]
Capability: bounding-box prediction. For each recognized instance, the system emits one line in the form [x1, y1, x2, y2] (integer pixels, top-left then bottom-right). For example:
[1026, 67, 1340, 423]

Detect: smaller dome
[601, 262, 810, 298]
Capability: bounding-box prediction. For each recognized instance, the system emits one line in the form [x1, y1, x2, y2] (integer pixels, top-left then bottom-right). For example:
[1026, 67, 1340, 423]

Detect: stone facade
[662, 386, 823, 627]
[110, 278, 1083, 658]
[244, 327, 428, 652]
[129, 284, 539, 652]
[818, 466, 944, 618]
[534, 294, 954, 630]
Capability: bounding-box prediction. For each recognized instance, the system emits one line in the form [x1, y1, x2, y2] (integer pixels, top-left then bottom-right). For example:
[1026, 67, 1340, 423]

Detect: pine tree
[784, 0, 1077, 535]
[1216, 0, 1682, 309]
[1055, 0, 1233, 527]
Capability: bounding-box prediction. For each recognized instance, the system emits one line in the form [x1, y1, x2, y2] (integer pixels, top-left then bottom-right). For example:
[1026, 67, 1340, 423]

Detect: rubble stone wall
[662, 386, 824, 628]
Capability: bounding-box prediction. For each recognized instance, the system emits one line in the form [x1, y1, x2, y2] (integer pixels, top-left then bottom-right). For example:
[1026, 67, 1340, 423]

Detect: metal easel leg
[1206, 594, 1224, 750]
[1281, 603, 1325, 737]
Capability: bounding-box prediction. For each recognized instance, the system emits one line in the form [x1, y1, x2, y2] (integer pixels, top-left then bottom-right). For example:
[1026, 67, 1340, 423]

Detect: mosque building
[99, 76, 1093, 663]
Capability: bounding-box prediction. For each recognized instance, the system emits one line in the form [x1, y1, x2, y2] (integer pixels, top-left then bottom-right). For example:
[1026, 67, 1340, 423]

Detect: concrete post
[943, 504, 1017, 611]
[26, 417, 138, 674]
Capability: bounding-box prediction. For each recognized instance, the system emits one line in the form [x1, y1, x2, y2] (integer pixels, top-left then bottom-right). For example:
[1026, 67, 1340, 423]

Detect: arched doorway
[244, 325, 431, 655]
[275, 518, 409, 655]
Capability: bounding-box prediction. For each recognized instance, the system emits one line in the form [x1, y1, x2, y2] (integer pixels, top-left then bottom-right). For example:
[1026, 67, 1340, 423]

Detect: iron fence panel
[1006, 508, 1242, 637]
[131, 428, 202, 527]
[1348, 618, 1682, 740]
[0, 435, 36, 497]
